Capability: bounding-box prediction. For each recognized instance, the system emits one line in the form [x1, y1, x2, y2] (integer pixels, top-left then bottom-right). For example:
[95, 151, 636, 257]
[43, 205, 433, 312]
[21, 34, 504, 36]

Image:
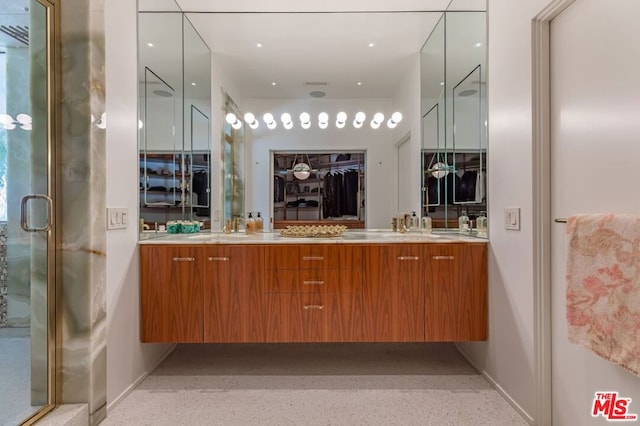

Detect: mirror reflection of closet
[272, 151, 365, 229]
[223, 93, 245, 225]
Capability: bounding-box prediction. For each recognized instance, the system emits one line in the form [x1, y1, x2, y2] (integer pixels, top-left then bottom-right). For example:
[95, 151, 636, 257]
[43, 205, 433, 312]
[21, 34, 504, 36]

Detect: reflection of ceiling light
[440, 82, 445, 86]
[0, 114, 13, 125]
[318, 112, 329, 130]
[300, 112, 311, 129]
[16, 113, 32, 124]
[3, 122, 16, 130]
[256, 43, 262, 48]
[226, 112, 242, 129]
[191, 82, 196, 86]
[336, 111, 347, 129]
[138, 120, 144, 129]
[293, 162, 311, 180]
[431, 162, 449, 179]
[147, 42, 154, 47]
[271, 82, 277, 86]
[244, 112, 259, 129]
[370, 112, 384, 129]
[263, 112, 277, 129]
[357, 82, 362, 86]
[95, 112, 107, 130]
[387, 112, 403, 129]
[368, 42, 375, 47]
[353, 111, 366, 129]
[281, 113, 293, 130]
[475, 42, 482, 47]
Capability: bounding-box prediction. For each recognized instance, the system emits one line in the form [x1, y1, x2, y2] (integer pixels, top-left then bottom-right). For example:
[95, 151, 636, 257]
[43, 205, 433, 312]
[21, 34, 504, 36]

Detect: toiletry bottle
[421, 215, 432, 234]
[409, 211, 419, 232]
[476, 211, 487, 237]
[458, 210, 470, 234]
[255, 212, 263, 232]
[245, 212, 255, 234]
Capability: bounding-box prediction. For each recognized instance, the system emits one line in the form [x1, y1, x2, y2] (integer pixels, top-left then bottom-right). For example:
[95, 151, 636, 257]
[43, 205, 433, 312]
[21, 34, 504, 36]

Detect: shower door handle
[20, 194, 53, 232]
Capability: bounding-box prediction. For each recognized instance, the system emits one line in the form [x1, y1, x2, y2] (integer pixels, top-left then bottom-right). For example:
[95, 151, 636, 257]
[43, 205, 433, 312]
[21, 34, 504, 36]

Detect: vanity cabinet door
[140, 245, 203, 343]
[203, 245, 264, 342]
[362, 244, 424, 341]
[423, 244, 487, 341]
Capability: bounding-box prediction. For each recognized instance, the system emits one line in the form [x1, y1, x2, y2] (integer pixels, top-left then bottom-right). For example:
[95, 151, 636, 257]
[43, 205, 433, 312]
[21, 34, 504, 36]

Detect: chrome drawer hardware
[208, 257, 230, 261]
[172, 257, 195, 262]
[398, 256, 419, 260]
[303, 304, 324, 310]
[302, 280, 324, 286]
[302, 256, 324, 261]
[432, 255, 455, 260]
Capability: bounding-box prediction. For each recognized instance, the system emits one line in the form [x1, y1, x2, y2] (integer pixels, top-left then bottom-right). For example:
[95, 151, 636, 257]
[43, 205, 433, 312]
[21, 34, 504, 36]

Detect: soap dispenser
[409, 211, 419, 232]
[245, 212, 255, 234]
[421, 215, 432, 234]
[255, 212, 264, 232]
[458, 210, 470, 234]
[476, 211, 487, 237]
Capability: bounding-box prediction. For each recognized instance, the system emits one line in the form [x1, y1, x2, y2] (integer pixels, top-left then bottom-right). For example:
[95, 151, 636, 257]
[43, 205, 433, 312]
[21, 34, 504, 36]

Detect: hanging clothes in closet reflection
[192, 170, 210, 215]
[322, 168, 359, 218]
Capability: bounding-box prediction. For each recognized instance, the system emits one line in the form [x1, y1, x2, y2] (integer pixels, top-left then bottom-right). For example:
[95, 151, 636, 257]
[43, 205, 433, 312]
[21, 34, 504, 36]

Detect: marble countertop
[139, 229, 488, 245]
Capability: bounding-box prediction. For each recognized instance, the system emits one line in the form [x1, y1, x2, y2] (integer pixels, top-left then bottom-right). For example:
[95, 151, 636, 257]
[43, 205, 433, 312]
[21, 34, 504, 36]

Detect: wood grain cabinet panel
[203, 245, 264, 342]
[362, 244, 425, 342]
[140, 245, 203, 343]
[423, 244, 487, 341]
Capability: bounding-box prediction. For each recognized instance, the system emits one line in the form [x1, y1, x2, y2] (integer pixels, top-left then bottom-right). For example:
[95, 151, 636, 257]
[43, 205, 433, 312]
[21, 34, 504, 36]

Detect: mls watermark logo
[592, 392, 638, 421]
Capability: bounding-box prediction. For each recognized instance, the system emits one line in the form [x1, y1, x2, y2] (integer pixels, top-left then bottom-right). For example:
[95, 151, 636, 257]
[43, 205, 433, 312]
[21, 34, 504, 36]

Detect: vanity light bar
[231, 111, 402, 130]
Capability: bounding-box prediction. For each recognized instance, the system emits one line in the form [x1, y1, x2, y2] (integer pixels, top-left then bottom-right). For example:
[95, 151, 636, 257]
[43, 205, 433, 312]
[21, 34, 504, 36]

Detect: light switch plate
[504, 207, 520, 230]
[107, 208, 128, 230]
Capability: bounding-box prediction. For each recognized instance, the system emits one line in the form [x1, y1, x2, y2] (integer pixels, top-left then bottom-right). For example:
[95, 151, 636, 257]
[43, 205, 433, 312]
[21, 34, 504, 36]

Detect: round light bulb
[300, 112, 310, 124]
[16, 113, 32, 124]
[391, 112, 403, 123]
[225, 112, 237, 125]
[281, 112, 292, 124]
[318, 112, 329, 123]
[336, 112, 347, 122]
[373, 112, 384, 124]
[0, 114, 13, 125]
[283, 121, 294, 130]
[263, 113, 274, 124]
[244, 112, 255, 123]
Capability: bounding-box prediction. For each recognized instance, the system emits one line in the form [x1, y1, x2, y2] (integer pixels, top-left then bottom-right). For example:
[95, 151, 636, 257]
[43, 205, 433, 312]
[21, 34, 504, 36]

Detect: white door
[550, 1, 640, 424]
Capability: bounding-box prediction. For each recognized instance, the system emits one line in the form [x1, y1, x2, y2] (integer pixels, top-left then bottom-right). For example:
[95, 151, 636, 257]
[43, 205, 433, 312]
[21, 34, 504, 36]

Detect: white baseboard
[455, 343, 535, 425]
[107, 344, 176, 414]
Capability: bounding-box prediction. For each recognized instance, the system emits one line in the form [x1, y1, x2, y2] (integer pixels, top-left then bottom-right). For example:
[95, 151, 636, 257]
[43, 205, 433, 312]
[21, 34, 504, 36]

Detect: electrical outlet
[504, 207, 520, 230]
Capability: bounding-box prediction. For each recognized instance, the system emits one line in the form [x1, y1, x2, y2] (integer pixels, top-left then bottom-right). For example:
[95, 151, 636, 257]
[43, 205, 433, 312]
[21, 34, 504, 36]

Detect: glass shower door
[0, 0, 56, 424]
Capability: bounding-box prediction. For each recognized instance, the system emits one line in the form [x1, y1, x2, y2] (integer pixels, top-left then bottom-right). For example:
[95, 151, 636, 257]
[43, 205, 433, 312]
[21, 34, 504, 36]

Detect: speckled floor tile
[102, 343, 528, 426]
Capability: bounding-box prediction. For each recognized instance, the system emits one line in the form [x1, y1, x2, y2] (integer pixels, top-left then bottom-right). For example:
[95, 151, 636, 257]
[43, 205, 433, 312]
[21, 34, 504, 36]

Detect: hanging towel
[565, 213, 640, 376]
[474, 170, 484, 203]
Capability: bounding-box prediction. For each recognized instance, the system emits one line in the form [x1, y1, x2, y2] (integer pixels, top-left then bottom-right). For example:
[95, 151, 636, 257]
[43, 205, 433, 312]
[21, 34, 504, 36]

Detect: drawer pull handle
[398, 256, 419, 261]
[432, 255, 455, 260]
[208, 257, 230, 261]
[302, 280, 324, 286]
[172, 257, 195, 262]
[302, 256, 324, 261]
[303, 304, 324, 310]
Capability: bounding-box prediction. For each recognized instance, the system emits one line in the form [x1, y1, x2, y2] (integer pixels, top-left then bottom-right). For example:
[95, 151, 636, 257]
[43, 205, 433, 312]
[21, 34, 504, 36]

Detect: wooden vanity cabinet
[263, 245, 363, 342]
[202, 245, 264, 342]
[424, 244, 487, 341]
[140, 245, 204, 343]
[362, 244, 425, 342]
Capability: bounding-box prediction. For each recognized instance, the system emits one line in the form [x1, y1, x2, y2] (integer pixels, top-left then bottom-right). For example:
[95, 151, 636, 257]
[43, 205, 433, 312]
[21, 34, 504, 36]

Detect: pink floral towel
[566, 214, 640, 376]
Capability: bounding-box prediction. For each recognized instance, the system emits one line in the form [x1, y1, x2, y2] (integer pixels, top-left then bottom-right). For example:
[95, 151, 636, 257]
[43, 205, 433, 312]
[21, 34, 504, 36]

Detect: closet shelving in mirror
[272, 152, 365, 229]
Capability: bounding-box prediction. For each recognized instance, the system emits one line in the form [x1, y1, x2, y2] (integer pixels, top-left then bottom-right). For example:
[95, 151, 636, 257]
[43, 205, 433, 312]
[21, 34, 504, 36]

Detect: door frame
[531, 1, 576, 425]
[394, 131, 411, 213]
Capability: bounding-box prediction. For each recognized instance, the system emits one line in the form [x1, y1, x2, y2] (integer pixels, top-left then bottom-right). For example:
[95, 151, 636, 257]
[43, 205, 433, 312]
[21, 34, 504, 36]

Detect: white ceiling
[140, 0, 486, 100]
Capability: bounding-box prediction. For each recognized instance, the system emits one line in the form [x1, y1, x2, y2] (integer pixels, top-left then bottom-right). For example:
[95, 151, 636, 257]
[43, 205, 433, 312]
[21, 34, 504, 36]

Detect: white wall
[456, 0, 548, 422]
[244, 98, 395, 229]
[105, 0, 173, 409]
[391, 54, 422, 216]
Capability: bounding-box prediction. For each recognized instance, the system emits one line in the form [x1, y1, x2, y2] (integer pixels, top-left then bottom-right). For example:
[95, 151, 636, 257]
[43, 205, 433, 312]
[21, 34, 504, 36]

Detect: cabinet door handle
[208, 257, 230, 261]
[398, 256, 419, 261]
[303, 304, 324, 310]
[302, 256, 324, 261]
[432, 255, 455, 260]
[302, 280, 324, 286]
[172, 257, 195, 262]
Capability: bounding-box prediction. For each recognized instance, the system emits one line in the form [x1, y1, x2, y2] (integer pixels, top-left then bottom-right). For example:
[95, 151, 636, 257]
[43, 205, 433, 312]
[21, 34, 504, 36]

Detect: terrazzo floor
[102, 343, 528, 426]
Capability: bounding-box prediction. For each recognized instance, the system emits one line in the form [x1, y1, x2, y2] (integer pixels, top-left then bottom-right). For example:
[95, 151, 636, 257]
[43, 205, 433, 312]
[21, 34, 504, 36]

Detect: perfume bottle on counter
[476, 211, 487, 237]
[409, 211, 419, 232]
[421, 215, 432, 234]
[458, 210, 470, 234]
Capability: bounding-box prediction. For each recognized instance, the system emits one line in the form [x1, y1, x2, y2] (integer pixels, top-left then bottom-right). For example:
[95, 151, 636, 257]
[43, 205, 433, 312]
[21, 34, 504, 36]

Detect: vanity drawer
[263, 292, 362, 342]
[265, 245, 362, 270]
[264, 269, 362, 294]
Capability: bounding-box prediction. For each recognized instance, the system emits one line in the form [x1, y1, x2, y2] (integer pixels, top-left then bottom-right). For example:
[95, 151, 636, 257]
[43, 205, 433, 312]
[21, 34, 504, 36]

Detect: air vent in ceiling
[303, 81, 329, 87]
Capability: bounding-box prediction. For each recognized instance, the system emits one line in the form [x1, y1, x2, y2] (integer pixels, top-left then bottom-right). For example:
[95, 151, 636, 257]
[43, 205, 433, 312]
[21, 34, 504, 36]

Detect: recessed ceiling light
[357, 82, 363, 86]
[191, 82, 196, 86]
[256, 43, 263, 48]
[440, 82, 445, 86]
[475, 42, 483, 47]
[147, 42, 154, 47]
[368, 42, 375, 48]
[271, 82, 277, 86]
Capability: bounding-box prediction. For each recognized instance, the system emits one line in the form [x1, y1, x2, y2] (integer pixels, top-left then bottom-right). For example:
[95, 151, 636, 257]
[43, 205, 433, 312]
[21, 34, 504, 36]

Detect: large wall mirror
[138, 1, 486, 235]
[421, 11, 487, 235]
[138, 1, 211, 235]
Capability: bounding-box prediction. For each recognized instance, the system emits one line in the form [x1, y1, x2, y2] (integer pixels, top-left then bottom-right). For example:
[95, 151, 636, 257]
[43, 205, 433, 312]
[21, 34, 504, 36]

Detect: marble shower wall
[59, 0, 107, 424]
